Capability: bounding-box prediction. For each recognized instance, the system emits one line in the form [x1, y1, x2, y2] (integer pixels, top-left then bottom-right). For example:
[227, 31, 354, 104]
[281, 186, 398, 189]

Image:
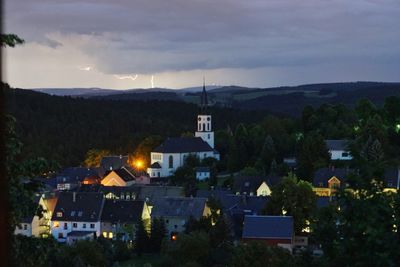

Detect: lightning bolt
[78, 66, 92, 71]
[114, 74, 138, 81]
[151, 75, 155, 88]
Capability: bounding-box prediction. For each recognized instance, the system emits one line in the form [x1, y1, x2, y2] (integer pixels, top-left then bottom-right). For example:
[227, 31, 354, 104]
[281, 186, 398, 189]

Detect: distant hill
[32, 81, 400, 116]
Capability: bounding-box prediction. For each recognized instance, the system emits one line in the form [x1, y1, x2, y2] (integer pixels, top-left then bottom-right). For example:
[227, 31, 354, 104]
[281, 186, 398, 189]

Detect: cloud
[4, 0, 400, 88]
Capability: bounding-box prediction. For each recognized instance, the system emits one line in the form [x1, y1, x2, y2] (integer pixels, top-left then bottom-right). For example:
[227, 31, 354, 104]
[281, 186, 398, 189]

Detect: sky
[3, 0, 400, 89]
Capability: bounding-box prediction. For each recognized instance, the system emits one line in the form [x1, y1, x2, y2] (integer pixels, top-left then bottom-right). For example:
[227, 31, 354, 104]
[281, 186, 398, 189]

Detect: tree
[297, 132, 330, 181]
[0, 34, 24, 47]
[135, 219, 149, 256]
[84, 148, 111, 167]
[162, 231, 211, 267]
[312, 176, 400, 267]
[149, 217, 167, 253]
[130, 135, 163, 168]
[264, 173, 317, 234]
[231, 242, 295, 267]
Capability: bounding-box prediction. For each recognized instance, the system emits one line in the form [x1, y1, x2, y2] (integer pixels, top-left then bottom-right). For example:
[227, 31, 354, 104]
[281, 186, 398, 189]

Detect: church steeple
[195, 77, 214, 148]
[200, 77, 208, 114]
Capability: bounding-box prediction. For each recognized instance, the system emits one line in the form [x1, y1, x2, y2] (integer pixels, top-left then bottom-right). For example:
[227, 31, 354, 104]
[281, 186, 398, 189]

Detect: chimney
[73, 192, 76, 202]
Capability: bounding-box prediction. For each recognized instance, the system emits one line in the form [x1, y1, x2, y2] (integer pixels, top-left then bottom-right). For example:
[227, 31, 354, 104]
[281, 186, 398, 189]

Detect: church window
[158, 172, 160, 177]
[203, 123, 206, 131]
[208, 134, 210, 139]
[169, 155, 173, 168]
[207, 123, 210, 131]
[198, 124, 201, 131]
[204, 153, 207, 158]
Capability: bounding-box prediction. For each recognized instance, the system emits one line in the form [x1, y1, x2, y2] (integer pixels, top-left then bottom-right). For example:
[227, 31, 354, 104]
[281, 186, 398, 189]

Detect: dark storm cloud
[4, 0, 400, 84]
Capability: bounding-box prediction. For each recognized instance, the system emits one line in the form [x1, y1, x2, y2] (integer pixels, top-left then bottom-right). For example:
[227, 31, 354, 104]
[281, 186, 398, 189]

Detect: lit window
[56, 212, 62, 217]
[103, 232, 107, 238]
[108, 232, 113, 239]
[53, 221, 59, 228]
[83, 223, 86, 229]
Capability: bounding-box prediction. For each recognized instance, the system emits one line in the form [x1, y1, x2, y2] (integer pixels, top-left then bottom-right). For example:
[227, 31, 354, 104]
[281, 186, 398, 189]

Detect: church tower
[195, 78, 214, 148]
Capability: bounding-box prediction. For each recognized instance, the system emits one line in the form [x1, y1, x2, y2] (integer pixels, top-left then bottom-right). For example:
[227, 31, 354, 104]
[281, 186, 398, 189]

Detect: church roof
[153, 137, 214, 153]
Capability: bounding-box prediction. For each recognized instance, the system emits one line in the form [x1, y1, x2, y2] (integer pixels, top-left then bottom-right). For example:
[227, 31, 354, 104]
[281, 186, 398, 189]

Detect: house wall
[330, 150, 352, 160]
[51, 221, 101, 242]
[14, 223, 33, 237]
[257, 182, 272, 196]
[101, 172, 127, 187]
[196, 171, 210, 180]
[163, 216, 188, 234]
[149, 151, 216, 177]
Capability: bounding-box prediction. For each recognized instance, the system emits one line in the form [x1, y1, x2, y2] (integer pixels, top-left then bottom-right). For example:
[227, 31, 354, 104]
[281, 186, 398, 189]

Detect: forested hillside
[3, 83, 267, 167]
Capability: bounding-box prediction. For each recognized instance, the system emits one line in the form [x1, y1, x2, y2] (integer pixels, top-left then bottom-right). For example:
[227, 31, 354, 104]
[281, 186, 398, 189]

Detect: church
[147, 83, 220, 178]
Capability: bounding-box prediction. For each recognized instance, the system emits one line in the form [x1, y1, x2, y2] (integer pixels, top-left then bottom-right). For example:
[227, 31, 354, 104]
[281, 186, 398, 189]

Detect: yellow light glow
[109, 232, 113, 239]
[171, 234, 177, 241]
[135, 160, 144, 169]
[102, 232, 107, 238]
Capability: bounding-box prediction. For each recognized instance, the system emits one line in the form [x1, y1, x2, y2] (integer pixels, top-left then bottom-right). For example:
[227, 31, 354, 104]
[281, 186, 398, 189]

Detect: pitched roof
[150, 162, 162, 169]
[100, 155, 129, 171]
[313, 168, 352, 187]
[234, 175, 281, 194]
[242, 215, 293, 239]
[325, 140, 349, 151]
[151, 197, 207, 219]
[104, 168, 135, 182]
[51, 192, 104, 222]
[153, 137, 214, 153]
[56, 167, 99, 184]
[101, 200, 145, 223]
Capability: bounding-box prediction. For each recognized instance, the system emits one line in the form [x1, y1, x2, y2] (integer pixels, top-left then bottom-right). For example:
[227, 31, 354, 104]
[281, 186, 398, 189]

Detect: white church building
[147, 83, 220, 178]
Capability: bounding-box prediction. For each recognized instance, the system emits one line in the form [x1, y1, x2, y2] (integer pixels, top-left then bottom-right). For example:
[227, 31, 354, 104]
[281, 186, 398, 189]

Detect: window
[207, 124, 210, 131]
[103, 232, 107, 238]
[63, 223, 68, 230]
[169, 155, 173, 168]
[158, 172, 160, 177]
[53, 221, 59, 228]
[90, 224, 95, 229]
[109, 232, 113, 239]
[73, 223, 77, 228]
[342, 152, 349, 157]
[198, 124, 201, 131]
[56, 212, 62, 218]
[126, 194, 130, 200]
[208, 134, 210, 139]
[166, 219, 169, 224]
[58, 233, 63, 239]
[23, 224, 27, 230]
[71, 211, 75, 217]
[174, 225, 178, 229]
[152, 172, 155, 177]
[204, 153, 207, 158]
[83, 223, 86, 229]
[78, 211, 83, 217]
[203, 123, 206, 131]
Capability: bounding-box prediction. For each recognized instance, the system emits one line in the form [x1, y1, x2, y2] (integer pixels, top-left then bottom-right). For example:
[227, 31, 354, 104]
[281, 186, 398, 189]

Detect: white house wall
[51, 221, 101, 242]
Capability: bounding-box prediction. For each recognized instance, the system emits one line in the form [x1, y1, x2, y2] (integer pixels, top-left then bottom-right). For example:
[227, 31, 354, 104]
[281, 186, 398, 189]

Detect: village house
[325, 140, 353, 161]
[147, 85, 219, 178]
[233, 175, 282, 196]
[51, 192, 104, 243]
[14, 194, 55, 238]
[242, 215, 294, 252]
[313, 167, 352, 196]
[195, 167, 211, 180]
[151, 197, 211, 236]
[383, 167, 400, 192]
[55, 167, 100, 191]
[100, 199, 151, 241]
[101, 167, 136, 187]
[100, 155, 129, 171]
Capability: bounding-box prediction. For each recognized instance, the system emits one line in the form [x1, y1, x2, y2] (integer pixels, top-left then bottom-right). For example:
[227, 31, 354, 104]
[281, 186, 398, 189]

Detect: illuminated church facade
[147, 83, 220, 178]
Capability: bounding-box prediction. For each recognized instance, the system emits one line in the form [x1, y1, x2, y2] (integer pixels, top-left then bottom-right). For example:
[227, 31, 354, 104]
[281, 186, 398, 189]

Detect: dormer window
[244, 182, 250, 187]
[57, 212, 62, 218]
[78, 211, 83, 217]
[71, 211, 75, 217]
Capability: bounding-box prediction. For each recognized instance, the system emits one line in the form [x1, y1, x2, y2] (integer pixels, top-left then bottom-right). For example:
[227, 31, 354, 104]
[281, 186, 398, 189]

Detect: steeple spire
[200, 77, 208, 113]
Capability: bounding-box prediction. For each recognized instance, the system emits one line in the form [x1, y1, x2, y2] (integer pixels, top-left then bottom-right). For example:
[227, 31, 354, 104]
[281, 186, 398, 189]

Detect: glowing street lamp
[135, 160, 144, 169]
[396, 124, 400, 133]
